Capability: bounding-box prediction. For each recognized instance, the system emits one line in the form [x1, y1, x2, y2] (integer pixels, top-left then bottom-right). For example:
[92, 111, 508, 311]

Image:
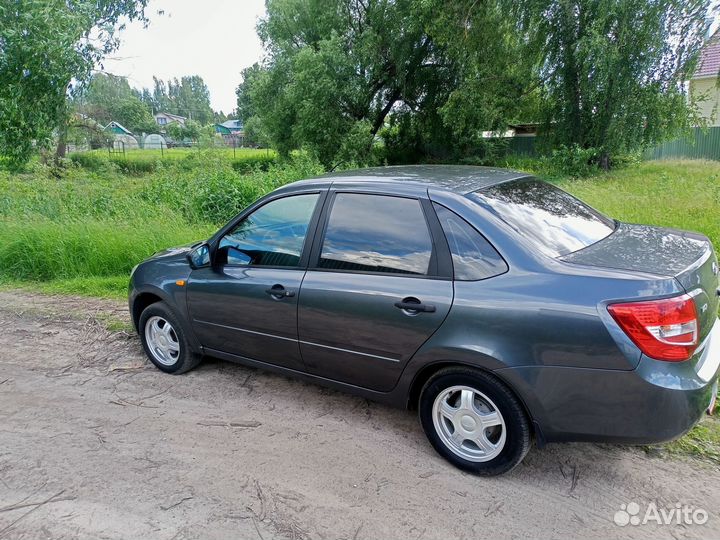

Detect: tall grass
[1, 157, 718, 298]
[0, 152, 323, 295]
[69, 147, 277, 175]
[0, 220, 209, 280]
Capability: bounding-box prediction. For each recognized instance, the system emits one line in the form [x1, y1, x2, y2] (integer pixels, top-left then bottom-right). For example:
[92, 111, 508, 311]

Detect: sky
[107, 0, 267, 114]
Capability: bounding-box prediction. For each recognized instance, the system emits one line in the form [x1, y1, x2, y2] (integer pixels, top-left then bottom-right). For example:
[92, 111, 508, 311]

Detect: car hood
[147, 241, 203, 262]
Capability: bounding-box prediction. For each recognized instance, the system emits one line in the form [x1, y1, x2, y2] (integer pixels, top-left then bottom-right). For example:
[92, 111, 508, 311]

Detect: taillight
[607, 294, 699, 361]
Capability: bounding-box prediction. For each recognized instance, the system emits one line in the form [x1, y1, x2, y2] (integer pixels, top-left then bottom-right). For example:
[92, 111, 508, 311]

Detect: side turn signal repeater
[175, 279, 186, 287]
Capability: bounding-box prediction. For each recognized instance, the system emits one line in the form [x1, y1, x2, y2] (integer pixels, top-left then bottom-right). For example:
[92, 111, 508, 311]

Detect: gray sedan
[129, 165, 720, 475]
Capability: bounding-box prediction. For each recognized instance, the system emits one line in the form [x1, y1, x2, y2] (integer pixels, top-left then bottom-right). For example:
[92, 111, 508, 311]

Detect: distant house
[215, 119, 245, 146]
[104, 121, 133, 136]
[103, 122, 139, 149]
[154, 112, 187, 127]
[689, 31, 720, 126]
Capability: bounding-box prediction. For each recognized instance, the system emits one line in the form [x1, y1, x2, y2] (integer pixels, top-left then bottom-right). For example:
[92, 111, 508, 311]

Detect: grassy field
[69, 147, 277, 174]
[1, 158, 718, 297]
[556, 160, 720, 250]
[0, 151, 323, 296]
[76, 146, 275, 161]
[0, 156, 718, 461]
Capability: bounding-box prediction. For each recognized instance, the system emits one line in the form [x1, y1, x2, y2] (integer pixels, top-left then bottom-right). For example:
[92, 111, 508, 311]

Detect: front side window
[433, 204, 508, 280]
[318, 193, 433, 275]
[219, 193, 319, 267]
[468, 179, 615, 257]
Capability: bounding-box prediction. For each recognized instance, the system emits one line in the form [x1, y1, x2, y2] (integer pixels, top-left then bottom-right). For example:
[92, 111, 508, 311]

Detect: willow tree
[514, 0, 712, 168]
[237, 0, 459, 166]
[0, 0, 148, 168]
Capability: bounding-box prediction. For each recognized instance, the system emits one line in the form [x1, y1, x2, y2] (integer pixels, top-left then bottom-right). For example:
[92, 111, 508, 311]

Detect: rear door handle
[265, 285, 295, 298]
[394, 298, 436, 313]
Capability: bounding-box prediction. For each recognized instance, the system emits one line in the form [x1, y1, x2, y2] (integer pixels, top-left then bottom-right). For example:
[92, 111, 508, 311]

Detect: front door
[187, 192, 322, 371]
[298, 192, 453, 391]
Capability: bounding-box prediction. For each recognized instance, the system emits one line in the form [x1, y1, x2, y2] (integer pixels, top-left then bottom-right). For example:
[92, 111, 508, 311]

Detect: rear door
[298, 191, 453, 392]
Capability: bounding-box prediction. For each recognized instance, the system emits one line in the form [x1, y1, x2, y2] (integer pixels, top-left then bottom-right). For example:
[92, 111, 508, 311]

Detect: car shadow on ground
[190, 355, 647, 484]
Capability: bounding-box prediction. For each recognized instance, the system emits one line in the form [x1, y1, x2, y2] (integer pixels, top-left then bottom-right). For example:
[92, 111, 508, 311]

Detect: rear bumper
[496, 318, 720, 445]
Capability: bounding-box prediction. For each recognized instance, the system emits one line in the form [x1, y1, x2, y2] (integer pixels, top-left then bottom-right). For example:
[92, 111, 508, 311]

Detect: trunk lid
[561, 223, 719, 341]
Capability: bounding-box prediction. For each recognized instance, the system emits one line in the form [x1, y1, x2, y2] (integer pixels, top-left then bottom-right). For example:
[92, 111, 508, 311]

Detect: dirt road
[0, 290, 718, 539]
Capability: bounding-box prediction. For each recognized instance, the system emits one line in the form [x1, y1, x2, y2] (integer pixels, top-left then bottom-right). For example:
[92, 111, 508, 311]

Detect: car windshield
[468, 178, 616, 257]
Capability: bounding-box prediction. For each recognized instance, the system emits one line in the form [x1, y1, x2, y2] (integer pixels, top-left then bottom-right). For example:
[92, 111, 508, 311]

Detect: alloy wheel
[144, 315, 180, 366]
[432, 385, 507, 462]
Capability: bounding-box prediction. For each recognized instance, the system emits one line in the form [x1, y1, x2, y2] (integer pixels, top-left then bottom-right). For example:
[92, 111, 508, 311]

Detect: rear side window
[468, 179, 615, 257]
[433, 204, 508, 280]
[318, 193, 433, 275]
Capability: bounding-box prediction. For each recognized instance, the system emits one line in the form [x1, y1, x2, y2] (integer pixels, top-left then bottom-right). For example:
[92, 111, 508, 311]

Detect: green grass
[69, 147, 278, 174]
[555, 160, 720, 250]
[1, 158, 717, 298]
[0, 152, 323, 296]
[664, 414, 720, 465]
[0, 275, 130, 300]
[83, 147, 274, 160]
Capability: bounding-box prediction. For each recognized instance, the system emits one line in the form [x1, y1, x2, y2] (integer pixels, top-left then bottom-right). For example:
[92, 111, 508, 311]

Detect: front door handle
[394, 297, 436, 313]
[265, 284, 295, 298]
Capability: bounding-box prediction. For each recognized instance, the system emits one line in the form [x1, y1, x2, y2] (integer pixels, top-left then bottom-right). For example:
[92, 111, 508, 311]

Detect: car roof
[277, 165, 531, 196]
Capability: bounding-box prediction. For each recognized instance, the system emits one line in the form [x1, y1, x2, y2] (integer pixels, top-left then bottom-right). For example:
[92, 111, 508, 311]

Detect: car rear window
[468, 179, 615, 257]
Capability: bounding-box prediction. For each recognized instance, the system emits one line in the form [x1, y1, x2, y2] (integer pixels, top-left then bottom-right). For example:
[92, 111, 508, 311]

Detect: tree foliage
[514, 0, 710, 167]
[240, 0, 713, 169]
[143, 75, 214, 125]
[0, 0, 148, 168]
[238, 0, 460, 166]
[74, 73, 156, 135]
[166, 119, 202, 141]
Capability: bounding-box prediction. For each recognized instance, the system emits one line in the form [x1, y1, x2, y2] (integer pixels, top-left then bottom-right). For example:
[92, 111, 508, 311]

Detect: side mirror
[187, 243, 211, 269]
[213, 245, 254, 266]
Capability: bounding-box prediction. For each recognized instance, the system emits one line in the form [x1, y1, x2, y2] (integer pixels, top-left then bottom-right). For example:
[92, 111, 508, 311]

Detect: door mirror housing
[213, 245, 255, 267]
[187, 243, 211, 269]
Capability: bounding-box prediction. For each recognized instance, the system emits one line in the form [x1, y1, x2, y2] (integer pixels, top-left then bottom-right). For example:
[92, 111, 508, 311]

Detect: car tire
[419, 367, 531, 476]
[138, 302, 201, 374]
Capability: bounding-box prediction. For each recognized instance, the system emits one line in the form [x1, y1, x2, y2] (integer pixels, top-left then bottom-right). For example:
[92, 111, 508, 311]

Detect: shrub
[141, 152, 324, 225]
[230, 153, 277, 172]
[0, 219, 209, 280]
[68, 148, 278, 176]
[69, 152, 113, 171]
[549, 144, 599, 178]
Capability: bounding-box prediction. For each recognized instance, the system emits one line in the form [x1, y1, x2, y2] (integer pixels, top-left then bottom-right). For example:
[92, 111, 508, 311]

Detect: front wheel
[419, 367, 531, 476]
[139, 302, 201, 374]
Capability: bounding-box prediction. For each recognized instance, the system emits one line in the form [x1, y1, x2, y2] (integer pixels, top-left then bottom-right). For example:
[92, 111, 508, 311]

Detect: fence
[506, 136, 537, 156]
[644, 127, 720, 161]
[494, 128, 720, 162]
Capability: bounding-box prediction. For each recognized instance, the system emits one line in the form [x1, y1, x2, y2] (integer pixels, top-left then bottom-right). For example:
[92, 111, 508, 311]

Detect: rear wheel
[139, 302, 201, 374]
[419, 367, 531, 476]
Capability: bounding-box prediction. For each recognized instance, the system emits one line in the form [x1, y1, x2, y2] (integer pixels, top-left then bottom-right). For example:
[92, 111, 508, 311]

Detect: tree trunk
[561, 0, 583, 145]
[599, 152, 610, 171]
[371, 89, 401, 136]
[55, 125, 67, 163]
[55, 96, 69, 165]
